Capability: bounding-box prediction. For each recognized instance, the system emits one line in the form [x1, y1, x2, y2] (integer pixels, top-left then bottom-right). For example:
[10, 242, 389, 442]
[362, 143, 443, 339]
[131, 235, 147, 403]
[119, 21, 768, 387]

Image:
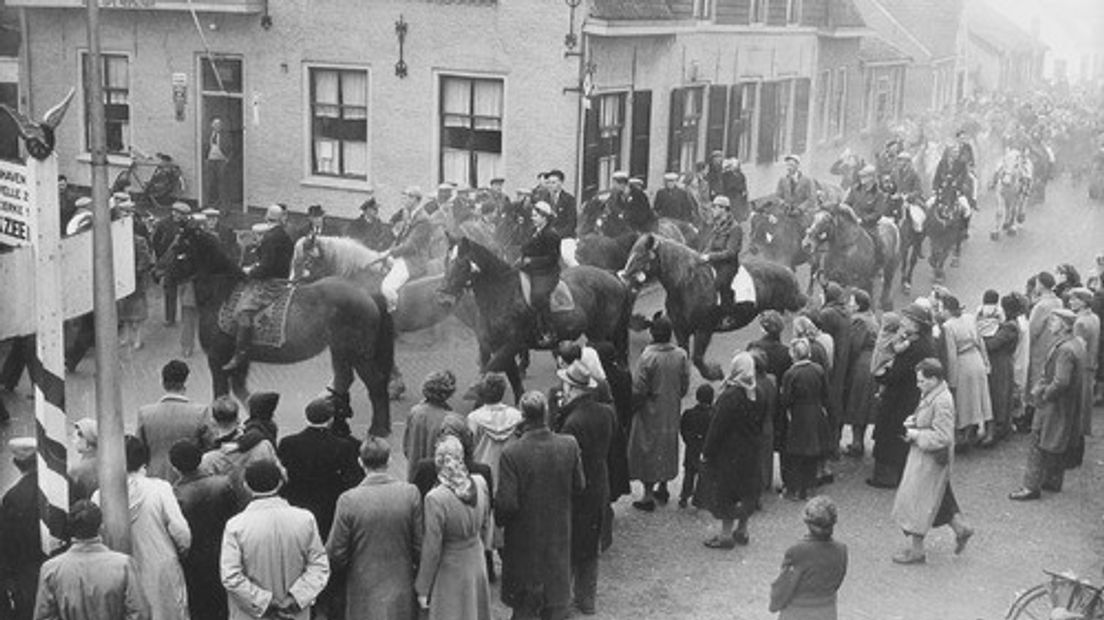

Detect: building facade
[965, 0, 1046, 96]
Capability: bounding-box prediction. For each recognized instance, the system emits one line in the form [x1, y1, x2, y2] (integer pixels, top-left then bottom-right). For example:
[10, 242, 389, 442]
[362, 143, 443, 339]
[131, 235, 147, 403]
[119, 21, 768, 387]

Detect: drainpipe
[18, 8, 31, 113]
[571, 25, 588, 202]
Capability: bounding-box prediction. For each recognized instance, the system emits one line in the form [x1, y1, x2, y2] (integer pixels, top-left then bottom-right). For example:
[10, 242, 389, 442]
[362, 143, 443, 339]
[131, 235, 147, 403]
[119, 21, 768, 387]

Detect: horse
[747, 195, 821, 293]
[989, 148, 1032, 240]
[896, 196, 929, 293]
[619, 234, 806, 381]
[574, 219, 688, 272]
[437, 236, 633, 402]
[290, 234, 481, 399]
[801, 205, 899, 310]
[158, 224, 394, 437]
[924, 187, 970, 284]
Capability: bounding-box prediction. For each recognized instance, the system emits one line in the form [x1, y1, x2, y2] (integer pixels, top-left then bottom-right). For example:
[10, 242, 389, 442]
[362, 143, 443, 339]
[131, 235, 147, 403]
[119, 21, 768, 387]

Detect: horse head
[290, 233, 324, 282]
[618, 233, 659, 287]
[748, 198, 780, 255]
[156, 222, 205, 283]
[801, 209, 834, 255]
[438, 236, 508, 305]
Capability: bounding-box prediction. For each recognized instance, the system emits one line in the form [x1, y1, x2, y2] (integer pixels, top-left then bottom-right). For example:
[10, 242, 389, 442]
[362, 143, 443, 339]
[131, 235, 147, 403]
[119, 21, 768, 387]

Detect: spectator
[747, 310, 794, 385]
[1069, 287, 1099, 437]
[208, 396, 243, 448]
[628, 315, 690, 511]
[497, 391, 584, 620]
[242, 391, 279, 445]
[653, 172, 696, 223]
[793, 316, 832, 373]
[403, 370, 459, 481]
[200, 397, 279, 512]
[1054, 263, 1082, 300]
[0, 438, 45, 620]
[137, 360, 214, 483]
[94, 436, 191, 620]
[769, 496, 848, 620]
[1009, 309, 1085, 501]
[33, 501, 149, 620]
[816, 282, 852, 454]
[593, 341, 632, 505]
[467, 373, 523, 488]
[221, 460, 330, 620]
[780, 339, 829, 501]
[556, 361, 616, 615]
[940, 295, 994, 447]
[171, 440, 236, 620]
[327, 436, 423, 620]
[1011, 291, 1033, 429]
[751, 348, 779, 497]
[679, 384, 714, 508]
[891, 359, 974, 564]
[68, 418, 99, 502]
[1022, 271, 1063, 430]
[344, 198, 395, 251]
[700, 352, 767, 548]
[277, 397, 364, 541]
[843, 289, 878, 457]
[983, 294, 1022, 442]
[414, 436, 493, 620]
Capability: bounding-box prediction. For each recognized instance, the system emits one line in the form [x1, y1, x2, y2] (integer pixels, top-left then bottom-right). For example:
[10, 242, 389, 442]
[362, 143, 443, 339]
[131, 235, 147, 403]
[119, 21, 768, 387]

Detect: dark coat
[519, 226, 562, 276]
[389, 207, 436, 279]
[544, 190, 578, 239]
[603, 363, 634, 501]
[0, 471, 44, 620]
[345, 216, 395, 252]
[680, 403, 712, 467]
[559, 393, 615, 564]
[701, 383, 767, 518]
[776, 173, 816, 214]
[845, 183, 888, 227]
[496, 427, 584, 612]
[622, 187, 656, 233]
[817, 302, 852, 425]
[1033, 334, 1084, 453]
[707, 167, 749, 219]
[842, 312, 878, 426]
[872, 333, 936, 475]
[152, 215, 183, 258]
[984, 320, 1020, 424]
[174, 471, 237, 620]
[277, 427, 365, 540]
[249, 224, 294, 280]
[781, 361, 830, 457]
[748, 336, 793, 383]
[654, 187, 696, 223]
[769, 537, 849, 617]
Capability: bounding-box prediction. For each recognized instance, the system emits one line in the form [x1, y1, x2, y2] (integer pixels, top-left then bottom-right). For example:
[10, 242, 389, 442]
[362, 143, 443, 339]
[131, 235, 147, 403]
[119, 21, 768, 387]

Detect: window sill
[299, 175, 372, 192]
[75, 152, 133, 167]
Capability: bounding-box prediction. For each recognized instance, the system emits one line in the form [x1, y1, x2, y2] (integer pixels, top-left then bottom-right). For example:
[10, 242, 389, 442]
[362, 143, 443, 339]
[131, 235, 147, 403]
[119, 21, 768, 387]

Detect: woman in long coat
[891, 359, 974, 564]
[842, 290, 878, 457]
[780, 339, 829, 500]
[868, 303, 937, 488]
[983, 294, 1021, 442]
[940, 296, 993, 445]
[403, 370, 458, 481]
[628, 317, 690, 510]
[700, 352, 767, 548]
[415, 436, 492, 620]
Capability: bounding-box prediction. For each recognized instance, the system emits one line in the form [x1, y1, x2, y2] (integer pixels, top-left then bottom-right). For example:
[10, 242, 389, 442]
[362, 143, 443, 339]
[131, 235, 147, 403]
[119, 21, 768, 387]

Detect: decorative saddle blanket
[217, 281, 296, 348]
[710, 265, 757, 306]
[518, 272, 576, 313]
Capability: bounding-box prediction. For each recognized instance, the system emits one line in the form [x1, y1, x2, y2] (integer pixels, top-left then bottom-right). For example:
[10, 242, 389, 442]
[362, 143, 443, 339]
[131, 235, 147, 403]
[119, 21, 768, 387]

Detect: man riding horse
[380, 186, 434, 312]
[223, 204, 296, 371]
[518, 200, 562, 348]
[698, 195, 743, 331]
[602, 171, 656, 236]
[845, 165, 890, 267]
[776, 154, 817, 218]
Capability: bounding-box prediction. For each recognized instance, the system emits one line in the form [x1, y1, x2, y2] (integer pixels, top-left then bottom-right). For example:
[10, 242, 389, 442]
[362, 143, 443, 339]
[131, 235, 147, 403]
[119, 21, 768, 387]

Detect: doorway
[197, 56, 244, 212]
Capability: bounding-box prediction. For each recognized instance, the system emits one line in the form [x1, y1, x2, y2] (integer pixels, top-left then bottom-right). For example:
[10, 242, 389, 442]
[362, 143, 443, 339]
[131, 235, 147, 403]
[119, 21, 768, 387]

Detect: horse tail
[370, 292, 395, 375]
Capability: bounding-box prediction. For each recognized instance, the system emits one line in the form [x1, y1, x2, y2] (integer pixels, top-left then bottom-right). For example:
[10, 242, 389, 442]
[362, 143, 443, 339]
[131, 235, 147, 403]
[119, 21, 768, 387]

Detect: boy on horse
[698, 195, 743, 331]
[223, 204, 295, 371]
[519, 200, 562, 347]
[845, 165, 889, 266]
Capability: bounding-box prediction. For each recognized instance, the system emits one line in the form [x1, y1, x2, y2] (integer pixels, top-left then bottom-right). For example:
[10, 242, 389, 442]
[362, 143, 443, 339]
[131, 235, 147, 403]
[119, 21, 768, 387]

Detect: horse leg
[880, 260, 896, 311]
[692, 329, 722, 381]
[228, 366, 250, 404]
[356, 356, 392, 438]
[485, 344, 525, 403]
[328, 347, 357, 437]
[208, 355, 230, 398]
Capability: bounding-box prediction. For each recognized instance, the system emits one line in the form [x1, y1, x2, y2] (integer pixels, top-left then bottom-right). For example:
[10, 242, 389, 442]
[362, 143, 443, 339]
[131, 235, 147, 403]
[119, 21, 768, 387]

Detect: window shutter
[757, 81, 778, 164]
[630, 90, 652, 181]
[705, 85, 729, 157]
[667, 88, 685, 174]
[791, 78, 811, 155]
[582, 99, 601, 201]
[725, 84, 744, 158]
[768, 0, 787, 25]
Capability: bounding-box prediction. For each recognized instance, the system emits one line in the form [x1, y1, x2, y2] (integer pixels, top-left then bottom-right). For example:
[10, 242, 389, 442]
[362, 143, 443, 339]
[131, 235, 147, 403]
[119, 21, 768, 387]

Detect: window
[440, 75, 504, 188]
[693, 0, 714, 19]
[828, 67, 847, 138]
[864, 66, 903, 128]
[816, 69, 831, 141]
[734, 83, 757, 161]
[81, 53, 129, 154]
[666, 87, 704, 174]
[786, 0, 802, 24]
[582, 90, 651, 199]
[597, 93, 625, 191]
[309, 67, 368, 179]
[751, 0, 768, 23]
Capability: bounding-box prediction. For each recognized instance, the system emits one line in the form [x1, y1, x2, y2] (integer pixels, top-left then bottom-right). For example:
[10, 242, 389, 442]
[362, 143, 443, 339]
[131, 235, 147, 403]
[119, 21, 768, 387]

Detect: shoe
[631, 499, 656, 512]
[1008, 489, 1041, 501]
[732, 531, 750, 546]
[954, 526, 974, 555]
[891, 549, 926, 565]
[677, 498, 688, 508]
[654, 487, 670, 505]
[844, 444, 864, 458]
[574, 601, 596, 616]
[703, 535, 736, 549]
[865, 478, 897, 489]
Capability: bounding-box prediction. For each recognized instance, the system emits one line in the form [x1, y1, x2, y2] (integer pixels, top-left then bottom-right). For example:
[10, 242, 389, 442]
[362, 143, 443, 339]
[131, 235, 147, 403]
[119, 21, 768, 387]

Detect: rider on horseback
[776, 154, 817, 218]
[381, 186, 434, 312]
[222, 204, 295, 371]
[846, 165, 889, 266]
[698, 195, 743, 331]
[519, 200, 562, 348]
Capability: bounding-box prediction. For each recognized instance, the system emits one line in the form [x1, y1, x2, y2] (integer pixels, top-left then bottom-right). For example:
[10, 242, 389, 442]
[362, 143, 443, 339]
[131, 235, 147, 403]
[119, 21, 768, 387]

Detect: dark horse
[619, 234, 806, 381]
[896, 196, 929, 293]
[158, 224, 395, 437]
[747, 195, 821, 294]
[801, 205, 899, 310]
[437, 237, 633, 402]
[923, 188, 970, 284]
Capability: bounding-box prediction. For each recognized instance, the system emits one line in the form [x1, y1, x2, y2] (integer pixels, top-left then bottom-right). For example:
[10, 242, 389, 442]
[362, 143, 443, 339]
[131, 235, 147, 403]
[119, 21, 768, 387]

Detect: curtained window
[440, 75, 504, 188]
[309, 67, 369, 179]
[81, 53, 130, 154]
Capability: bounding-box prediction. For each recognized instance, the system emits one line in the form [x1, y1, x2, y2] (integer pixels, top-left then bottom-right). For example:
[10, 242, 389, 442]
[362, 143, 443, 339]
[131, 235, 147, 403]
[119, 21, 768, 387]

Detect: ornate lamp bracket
[395, 15, 409, 78]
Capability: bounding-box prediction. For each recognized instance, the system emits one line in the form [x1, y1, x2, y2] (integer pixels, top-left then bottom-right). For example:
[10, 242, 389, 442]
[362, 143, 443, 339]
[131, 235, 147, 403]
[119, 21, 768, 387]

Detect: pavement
[1, 176, 1103, 619]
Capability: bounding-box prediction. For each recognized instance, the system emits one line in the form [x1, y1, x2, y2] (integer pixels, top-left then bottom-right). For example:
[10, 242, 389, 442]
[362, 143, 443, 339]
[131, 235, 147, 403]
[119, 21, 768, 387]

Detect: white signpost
[0, 159, 34, 247]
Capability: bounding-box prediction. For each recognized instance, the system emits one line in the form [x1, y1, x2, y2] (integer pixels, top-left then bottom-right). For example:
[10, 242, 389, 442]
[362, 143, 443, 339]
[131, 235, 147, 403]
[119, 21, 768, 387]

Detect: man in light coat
[138, 360, 213, 482]
[1020, 271, 1063, 431]
[221, 460, 330, 620]
[1069, 287, 1099, 436]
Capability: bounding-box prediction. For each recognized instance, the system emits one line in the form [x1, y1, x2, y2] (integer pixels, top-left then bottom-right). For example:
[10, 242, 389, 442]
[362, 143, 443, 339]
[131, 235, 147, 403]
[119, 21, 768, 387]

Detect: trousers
[560, 238, 579, 268]
[572, 557, 598, 612]
[381, 258, 410, 311]
[1023, 432, 1065, 492]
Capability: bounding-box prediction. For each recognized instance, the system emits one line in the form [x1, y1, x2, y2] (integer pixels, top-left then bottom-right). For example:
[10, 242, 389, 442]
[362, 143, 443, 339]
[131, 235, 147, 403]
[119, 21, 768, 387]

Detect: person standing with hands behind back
[769, 496, 848, 620]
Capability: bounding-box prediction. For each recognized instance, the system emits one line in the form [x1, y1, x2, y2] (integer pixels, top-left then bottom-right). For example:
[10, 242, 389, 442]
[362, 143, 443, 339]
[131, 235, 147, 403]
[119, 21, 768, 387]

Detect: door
[198, 56, 244, 212]
[629, 90, 652, 184]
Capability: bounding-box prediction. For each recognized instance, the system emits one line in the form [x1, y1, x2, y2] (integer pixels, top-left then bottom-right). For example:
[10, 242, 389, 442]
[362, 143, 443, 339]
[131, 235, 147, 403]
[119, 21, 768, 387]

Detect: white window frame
[750, 0, 768, 24]
[693, 0, 714, 20]
[433, 70, 507, 189]
[301, 62, 372, 189]
[77, 50, 132, 156]
[786, 0, 802, 24]
[816, 69, 831, 142]
[596, 91, 627, 192]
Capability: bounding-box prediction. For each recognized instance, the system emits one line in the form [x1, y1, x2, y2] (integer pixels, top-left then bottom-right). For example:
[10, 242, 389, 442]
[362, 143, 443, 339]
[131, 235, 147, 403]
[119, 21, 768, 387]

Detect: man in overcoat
[698, 196, 743, 330]
[1010, 309, 1084, 500]
[815, 283, 852, 447]
[381, 186, 433, 312]
[344, 198, 394, 251]
[653, 172, 696, 224]
[0, 438, 44, 620]
[776, 155, 816, 217]
[138, 359, 214, 483]
[497, 392, 584, 620]
[555, 362, 615, 615]
[1021, 271, 1064, 430]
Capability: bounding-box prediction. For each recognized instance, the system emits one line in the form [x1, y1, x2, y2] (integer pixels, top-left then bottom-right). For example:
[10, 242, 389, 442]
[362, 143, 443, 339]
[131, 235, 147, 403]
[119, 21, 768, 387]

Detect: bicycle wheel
[1006, 584, 1052, 620]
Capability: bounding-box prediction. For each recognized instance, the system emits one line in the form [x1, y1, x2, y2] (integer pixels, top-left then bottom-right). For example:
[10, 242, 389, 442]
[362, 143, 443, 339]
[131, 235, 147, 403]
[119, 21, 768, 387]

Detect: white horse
[989, 148, 1033, 239]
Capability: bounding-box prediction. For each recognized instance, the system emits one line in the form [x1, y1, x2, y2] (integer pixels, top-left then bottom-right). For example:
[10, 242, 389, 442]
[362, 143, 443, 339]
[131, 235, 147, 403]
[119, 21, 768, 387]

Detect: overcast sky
[980, 0, 1104, 76]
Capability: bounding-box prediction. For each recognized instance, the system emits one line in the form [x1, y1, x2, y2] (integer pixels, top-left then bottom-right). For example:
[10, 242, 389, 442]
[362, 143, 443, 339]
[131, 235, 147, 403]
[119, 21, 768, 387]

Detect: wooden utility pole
[85, 0, 130, 552]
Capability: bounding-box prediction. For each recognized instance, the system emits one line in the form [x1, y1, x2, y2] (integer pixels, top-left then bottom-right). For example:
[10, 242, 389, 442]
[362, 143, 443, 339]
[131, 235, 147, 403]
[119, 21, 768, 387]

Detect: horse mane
[306, 236, 386, 278]
[464, 238, 511, 276]
[189, 226, 241, 276]
[833, 203, 860, 225]
[651, 235, 706, 286]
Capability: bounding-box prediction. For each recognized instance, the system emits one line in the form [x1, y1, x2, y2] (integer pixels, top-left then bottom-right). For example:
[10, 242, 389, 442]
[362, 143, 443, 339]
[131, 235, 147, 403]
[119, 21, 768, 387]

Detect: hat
[1069, 287, 1093, 306]
[306, 204, 325, 217]
[710, 149, 724, 159]
[663, 172, 680, 182]
[900, 302, 932, 327]
[191, 213, 208, 223]
[611, 170, 630, 182]
[437, 182, 453, 191]
[712, 195, 731, 208]
[896, 151, 912, 160]
[74, 418, 98, 446]
[247, 392, 280, 421]
[201, 208, 220, 217]
[784, 154, 801, 165]
[557, 360, 598, 390]
[9, 438, 35, 461]
[629, 177, 645, 186]
[75, 196, 93, 208]
[172, 201, 192, 214]
[304, 397, 335, 425]
[489, 177, 506, 185]
[243, 460, 284, 495]
[545, 169, 566, 181]
[1051, 308, 1077, 327]
[858, 164, 877, 177]
[532, 201, 555, 219]
[264, 204, 284, 221]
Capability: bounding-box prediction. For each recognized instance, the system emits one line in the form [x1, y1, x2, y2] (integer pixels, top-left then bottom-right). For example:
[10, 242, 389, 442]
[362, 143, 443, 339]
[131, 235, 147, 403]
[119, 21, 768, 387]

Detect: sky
[978, 0, 1104, 79]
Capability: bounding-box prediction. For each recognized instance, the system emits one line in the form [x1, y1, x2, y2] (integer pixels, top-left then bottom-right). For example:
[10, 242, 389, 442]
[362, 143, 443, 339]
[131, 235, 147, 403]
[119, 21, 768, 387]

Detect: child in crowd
[679, 384, 714, 508]
[871, 312, 903, 379]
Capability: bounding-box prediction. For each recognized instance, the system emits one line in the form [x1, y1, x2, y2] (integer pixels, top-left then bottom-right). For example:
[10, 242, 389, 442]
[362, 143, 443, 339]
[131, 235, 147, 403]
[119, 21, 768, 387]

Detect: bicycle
[110, 146, 185, 210]
[1006, 570, 1104, 620]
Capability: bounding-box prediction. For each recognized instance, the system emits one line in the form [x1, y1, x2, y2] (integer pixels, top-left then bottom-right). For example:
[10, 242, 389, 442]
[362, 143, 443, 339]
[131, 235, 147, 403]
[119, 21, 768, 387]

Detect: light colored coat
[220, 497, 330, 620]
[1027, 291, 1063, 404]
[1074, 311, 1100, 436]
[137, 394, 213, 483]
[628, 342, 690, 483]
[415, 478, 493, 620]
[1033, 334, 1084, 453]
[33, 540, 149, 620]
[942, 314, 993, 429]
[892, 382, 956, 536]
[467, 403, 523, 487]
[327, 473, 423, 620]
[94, 474, 190, 620]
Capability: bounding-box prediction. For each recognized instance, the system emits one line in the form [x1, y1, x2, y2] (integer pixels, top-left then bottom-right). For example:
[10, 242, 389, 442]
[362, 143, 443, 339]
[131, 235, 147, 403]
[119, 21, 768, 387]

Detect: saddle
[218, 281, 295, 348]
[518, 272, 575, 313]
[708, 265, 757, 306]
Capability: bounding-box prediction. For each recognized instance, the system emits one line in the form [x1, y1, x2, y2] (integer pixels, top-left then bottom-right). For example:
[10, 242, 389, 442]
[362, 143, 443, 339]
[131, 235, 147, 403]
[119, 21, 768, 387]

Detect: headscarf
[434, 435, 476, 505]
[724, 351, 757, 401]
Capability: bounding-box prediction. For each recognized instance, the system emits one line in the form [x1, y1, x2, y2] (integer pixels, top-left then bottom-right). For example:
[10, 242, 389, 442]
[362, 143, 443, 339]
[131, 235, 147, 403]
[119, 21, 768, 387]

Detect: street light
[564, 0, 582, 50]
